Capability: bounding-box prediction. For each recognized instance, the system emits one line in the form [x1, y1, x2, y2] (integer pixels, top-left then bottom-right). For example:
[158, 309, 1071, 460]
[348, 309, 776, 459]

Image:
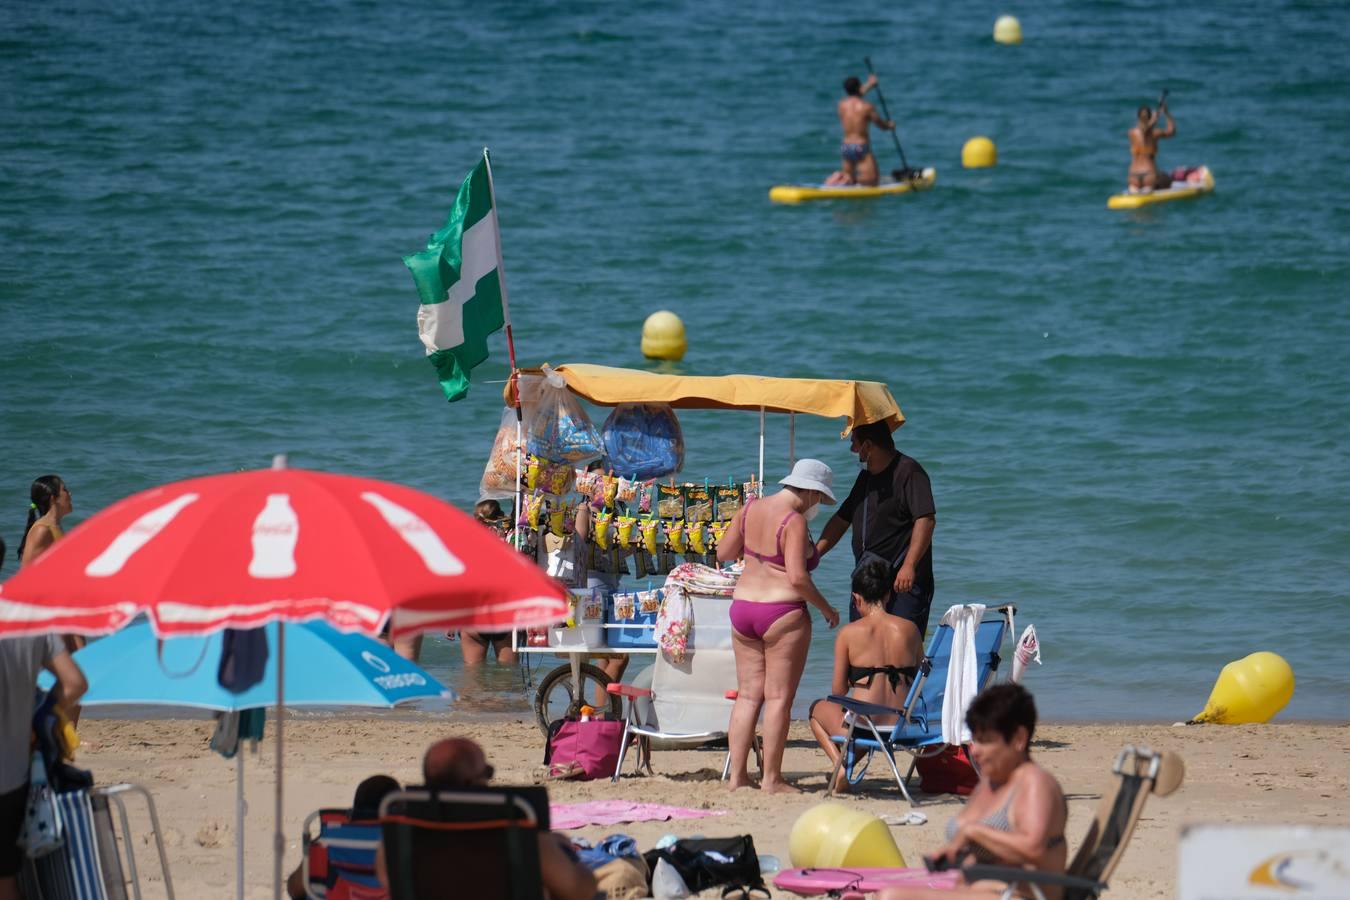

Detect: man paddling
[1128, 94, 1175, 191]
[824, 74, 896, 187]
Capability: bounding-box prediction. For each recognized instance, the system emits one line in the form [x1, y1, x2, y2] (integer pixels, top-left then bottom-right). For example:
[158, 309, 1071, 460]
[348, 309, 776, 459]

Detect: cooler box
[606, 589, 662, 649]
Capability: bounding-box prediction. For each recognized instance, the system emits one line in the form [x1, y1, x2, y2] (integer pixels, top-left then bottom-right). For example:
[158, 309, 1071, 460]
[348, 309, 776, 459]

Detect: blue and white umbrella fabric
[46, 619, 453, 709]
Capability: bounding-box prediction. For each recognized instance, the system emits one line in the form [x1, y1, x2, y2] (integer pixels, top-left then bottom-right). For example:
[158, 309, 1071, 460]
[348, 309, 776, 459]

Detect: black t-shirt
[834, 452, 936, 593]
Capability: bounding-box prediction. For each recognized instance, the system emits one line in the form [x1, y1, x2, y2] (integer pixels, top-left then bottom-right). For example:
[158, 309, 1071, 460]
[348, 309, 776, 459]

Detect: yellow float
[788, 803, 907, 869]
[640, 310, 687, 361]
[993, 15, 1022, 45]
[962, 137, 997, 168]
[769, 168, 937, 204]
[1108, 166, 1215, 209]
[1189, 651, 1295, 724]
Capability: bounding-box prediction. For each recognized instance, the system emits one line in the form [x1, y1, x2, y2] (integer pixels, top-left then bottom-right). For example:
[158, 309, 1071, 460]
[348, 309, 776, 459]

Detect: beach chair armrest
[827, 694, 904, 719]
[962, 864, 1107, 895]
[606, 683, 651, 699]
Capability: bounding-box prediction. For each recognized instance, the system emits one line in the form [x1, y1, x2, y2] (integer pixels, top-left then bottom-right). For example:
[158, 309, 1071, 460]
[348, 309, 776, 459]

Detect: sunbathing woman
[808, 558, 922, 792]
[717, 459, 841, 793]
[878, 684, 1068, 900]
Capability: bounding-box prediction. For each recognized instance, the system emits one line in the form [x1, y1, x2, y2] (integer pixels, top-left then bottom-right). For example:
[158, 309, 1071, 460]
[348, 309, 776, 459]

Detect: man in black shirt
[815, 421, 937, 635]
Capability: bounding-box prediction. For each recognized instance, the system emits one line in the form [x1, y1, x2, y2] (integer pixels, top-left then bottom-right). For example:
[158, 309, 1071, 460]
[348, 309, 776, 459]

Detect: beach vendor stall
[480, 364, 905, 734]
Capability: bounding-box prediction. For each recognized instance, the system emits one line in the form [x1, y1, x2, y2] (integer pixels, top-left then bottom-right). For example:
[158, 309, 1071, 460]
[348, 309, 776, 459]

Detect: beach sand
[77, 716, 1349, 898]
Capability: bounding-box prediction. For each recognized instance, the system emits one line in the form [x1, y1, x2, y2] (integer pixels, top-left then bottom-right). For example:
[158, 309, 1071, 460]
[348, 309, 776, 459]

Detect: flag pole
[482, 148, 526, 553]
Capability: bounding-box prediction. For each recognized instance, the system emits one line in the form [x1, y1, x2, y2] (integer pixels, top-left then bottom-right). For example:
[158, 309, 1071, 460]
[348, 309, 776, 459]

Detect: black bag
[642, 835, 762, 893]
[851, 494, 908, 583]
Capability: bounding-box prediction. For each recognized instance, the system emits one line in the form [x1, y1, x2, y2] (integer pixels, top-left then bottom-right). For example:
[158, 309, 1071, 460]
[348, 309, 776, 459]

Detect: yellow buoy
[1190, 652, 1295, 724]
[993, 15, 1023, 45]
[640, 310, 687, 361]
[962, 136, 997, 168]
[788, 803, 907, 869]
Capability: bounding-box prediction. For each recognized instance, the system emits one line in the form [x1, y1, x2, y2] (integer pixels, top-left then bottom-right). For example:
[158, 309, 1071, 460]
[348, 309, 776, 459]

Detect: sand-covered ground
[75, 716, 1349, 898]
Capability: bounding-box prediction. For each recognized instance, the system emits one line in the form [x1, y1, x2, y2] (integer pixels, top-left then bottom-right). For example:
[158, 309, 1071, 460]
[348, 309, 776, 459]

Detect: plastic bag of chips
[527, 367, 603, 464]
[480, 407, 527, 500]
[599, 403, 685, 481]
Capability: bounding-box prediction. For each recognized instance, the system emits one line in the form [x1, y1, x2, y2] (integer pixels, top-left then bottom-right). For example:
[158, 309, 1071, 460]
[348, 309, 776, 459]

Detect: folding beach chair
[379, 786, 548, 900]
[824, 604, 1015, 805]
[606, 595, 761, 781]
[964, 745, 1185, 899]
[20, 783, 174, 900]
[300, 809, 385, 899]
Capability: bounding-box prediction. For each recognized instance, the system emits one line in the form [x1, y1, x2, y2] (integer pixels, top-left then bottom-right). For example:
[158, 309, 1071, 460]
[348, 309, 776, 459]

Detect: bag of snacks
[599, 403, 685, 481]
[527, 367, 603, 464]
[480, 407, 527, 500]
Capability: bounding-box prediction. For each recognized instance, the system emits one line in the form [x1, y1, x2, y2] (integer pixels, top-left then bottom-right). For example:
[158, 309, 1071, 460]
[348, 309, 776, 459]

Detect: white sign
[1178, 825, 1350, 900]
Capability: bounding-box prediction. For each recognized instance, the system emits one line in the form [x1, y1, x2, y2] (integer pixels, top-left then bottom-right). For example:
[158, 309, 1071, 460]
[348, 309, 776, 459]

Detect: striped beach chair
[301, 809, 386, 900]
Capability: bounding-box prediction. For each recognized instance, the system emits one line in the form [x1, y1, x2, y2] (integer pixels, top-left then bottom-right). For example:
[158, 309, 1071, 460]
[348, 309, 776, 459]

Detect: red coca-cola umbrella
[0, 458, 567, 900]
[0, 460, 567, 639]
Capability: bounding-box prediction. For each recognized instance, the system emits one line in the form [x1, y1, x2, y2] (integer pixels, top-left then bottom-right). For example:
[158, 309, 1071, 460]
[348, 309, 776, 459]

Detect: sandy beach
[76, 715, 1349, 898]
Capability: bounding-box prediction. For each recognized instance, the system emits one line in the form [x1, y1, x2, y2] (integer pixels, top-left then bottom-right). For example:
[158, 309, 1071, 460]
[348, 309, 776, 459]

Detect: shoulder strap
[773, 511, 796, 553]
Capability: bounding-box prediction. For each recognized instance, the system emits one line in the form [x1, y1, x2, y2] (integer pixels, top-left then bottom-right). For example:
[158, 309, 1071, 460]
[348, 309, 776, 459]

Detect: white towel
[940, 603, 986, 745]
[1012, 624, 1041, 683]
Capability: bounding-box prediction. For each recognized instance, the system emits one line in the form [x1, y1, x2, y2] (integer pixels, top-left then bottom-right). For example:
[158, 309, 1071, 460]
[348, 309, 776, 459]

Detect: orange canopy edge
[506, 364, 903, 436]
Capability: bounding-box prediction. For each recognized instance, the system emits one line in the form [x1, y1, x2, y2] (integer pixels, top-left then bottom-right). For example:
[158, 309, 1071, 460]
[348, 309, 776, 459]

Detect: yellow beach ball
[788, 803, 907, 869]
[641, 310, 687, 361]
[994, 15, 1023, 45]
[962, 136, 998, 168]
[1190, 652, 1295, 725]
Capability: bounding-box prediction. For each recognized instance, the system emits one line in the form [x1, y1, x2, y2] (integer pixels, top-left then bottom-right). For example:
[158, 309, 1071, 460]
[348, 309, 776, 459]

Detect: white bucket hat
[778, 458, 836, 504]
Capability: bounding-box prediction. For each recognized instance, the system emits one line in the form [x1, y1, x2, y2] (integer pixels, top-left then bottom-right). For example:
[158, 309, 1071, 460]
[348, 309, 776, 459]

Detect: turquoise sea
[3, 0, 1348, 721]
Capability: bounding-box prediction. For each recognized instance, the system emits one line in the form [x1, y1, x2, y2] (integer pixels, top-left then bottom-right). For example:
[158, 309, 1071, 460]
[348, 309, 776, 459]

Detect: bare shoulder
[1021, 761, 1065, 800]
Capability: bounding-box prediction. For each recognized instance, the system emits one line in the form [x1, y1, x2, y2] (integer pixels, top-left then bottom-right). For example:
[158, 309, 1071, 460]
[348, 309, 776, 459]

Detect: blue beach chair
[301, 809, 385, 899]
[823, 604, 1016, 805]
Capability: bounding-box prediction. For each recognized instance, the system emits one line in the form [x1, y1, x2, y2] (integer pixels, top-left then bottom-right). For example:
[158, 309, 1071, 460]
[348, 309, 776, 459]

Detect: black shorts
[886, 587, 934, 640]
[0, 782, 28, 877]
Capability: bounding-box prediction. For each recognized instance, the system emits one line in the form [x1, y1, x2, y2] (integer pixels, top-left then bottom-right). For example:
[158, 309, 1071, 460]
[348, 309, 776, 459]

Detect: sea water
[3, 0, 1348, 721]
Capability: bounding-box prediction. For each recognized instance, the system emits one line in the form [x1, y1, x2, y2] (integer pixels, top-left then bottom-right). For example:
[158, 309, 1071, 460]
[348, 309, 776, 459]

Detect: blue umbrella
[46, 620, 451, 899]
[50, 619, 453, 710]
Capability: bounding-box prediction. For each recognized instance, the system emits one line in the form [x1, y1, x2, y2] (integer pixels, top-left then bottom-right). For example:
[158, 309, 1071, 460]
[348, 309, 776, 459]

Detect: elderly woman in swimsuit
[879, 684, 1069, 900]
[717, 459, 841, 793]
[808, 558, 923, 792]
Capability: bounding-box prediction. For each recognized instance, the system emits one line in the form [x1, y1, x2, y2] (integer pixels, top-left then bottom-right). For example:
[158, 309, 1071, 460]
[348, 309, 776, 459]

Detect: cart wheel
[534, 662, 624, 735]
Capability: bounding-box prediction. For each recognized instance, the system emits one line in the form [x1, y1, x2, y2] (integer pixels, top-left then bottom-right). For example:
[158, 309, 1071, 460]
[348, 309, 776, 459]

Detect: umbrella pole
[758, 406, 766, 496]
[273, 621, 285, 900]
[237, 751, 245, 900]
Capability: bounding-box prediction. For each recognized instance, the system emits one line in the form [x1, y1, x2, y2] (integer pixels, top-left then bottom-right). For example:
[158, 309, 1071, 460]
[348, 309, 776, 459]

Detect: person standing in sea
[816, 421, 937, 637]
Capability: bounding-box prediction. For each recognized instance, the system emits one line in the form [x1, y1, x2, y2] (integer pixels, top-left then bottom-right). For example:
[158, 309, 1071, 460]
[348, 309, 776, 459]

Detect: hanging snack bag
[684, 485, 713, 523]
[527, 366, 603, 464]
[541, 460, 575, 497]
[715, 484, 744, 521]
[599, 402, 685, 481]
[657, 483, 684, 520]
[480, 407, 528, 500]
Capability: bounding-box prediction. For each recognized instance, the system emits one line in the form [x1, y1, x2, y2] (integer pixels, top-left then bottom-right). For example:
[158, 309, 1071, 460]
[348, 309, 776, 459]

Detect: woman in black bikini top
[808, 559, 923, 793]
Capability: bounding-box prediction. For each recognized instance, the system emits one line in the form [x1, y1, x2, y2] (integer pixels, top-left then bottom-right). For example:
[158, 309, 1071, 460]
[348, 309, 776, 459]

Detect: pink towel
[549, 799, 727, 831]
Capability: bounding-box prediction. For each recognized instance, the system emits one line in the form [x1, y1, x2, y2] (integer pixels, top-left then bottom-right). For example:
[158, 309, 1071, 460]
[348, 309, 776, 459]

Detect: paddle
[1156, 88, 1169, 122]
[863, 56, 915, 181]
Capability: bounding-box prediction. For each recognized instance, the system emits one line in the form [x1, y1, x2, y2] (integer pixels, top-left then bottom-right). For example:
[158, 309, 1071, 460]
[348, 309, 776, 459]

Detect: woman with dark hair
[878, 683, 1068, 899]
[808, 558, 922, 792]
[18, 474, 71, 567]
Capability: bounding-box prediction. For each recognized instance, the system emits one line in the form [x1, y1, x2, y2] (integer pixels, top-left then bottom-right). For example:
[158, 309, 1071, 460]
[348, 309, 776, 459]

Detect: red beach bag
[915, 745, 979, 796]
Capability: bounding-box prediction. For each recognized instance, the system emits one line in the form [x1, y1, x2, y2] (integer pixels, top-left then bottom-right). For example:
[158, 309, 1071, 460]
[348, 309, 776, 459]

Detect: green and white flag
[404, 151, 508, 402]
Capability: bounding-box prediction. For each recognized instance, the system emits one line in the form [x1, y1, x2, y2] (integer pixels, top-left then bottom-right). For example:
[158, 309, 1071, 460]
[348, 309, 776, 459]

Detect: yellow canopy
[508, 364, 902, 436]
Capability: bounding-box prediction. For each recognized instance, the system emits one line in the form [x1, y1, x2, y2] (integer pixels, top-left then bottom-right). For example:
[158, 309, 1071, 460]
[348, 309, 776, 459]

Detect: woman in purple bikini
[717, 458, 841, 793]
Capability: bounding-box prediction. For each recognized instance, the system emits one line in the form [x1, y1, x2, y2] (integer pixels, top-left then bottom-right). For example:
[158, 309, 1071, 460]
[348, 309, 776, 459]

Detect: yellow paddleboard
[1107, 166, 1214, 209]
[770, 168, 936, 204]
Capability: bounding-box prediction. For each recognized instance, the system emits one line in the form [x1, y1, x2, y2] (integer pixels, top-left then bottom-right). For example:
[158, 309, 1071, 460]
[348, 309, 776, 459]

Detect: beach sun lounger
[964, 745, 1185, 899]
[378, 786, 549, 900]
[823, 605, 1015, 805]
